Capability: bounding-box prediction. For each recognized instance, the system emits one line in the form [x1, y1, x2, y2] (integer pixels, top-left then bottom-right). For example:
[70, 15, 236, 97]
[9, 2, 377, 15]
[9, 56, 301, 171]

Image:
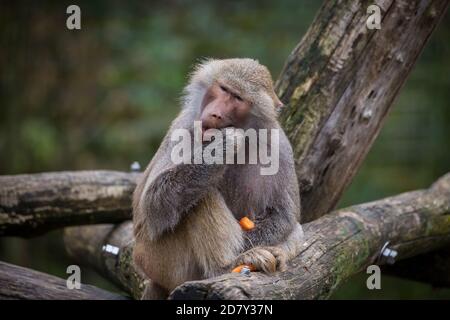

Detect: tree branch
[64, 222, 144, 298]
[0, 170, 138, 236]
[64, 173, 450, 299]
[0, 261, 128, 300]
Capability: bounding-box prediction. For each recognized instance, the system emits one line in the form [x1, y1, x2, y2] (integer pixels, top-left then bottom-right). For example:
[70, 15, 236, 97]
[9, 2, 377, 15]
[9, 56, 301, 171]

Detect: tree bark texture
[276, 0, 449, 221]
[0, 170, 138, 236]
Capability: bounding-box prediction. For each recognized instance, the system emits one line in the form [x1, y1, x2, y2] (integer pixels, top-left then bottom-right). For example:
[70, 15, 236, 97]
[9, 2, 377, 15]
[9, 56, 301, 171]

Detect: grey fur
[133, 58, 302, 299]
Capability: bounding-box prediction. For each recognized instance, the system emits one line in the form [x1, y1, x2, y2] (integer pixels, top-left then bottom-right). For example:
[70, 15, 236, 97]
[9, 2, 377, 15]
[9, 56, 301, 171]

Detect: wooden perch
[64, 173, 450, 299]
[0, 170, 138, 236]
[64, 222, 144, 298]
[276, 0, 449, 222]
[0, 261, 127, 300]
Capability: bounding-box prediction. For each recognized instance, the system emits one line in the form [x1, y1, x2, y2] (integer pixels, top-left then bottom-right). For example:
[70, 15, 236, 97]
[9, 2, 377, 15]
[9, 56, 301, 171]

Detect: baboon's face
[200, 82, 251, 134]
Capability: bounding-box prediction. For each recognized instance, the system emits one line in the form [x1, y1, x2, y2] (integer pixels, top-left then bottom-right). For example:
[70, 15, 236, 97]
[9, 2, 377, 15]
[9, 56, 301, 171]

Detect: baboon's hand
[203, 127, 245, 160]
[222, 127, 245, 154]
[233, 246, 288, 273]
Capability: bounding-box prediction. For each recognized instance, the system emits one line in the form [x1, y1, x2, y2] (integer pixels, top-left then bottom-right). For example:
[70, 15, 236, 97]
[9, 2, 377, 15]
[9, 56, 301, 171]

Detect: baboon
[133, 58, 303, 299]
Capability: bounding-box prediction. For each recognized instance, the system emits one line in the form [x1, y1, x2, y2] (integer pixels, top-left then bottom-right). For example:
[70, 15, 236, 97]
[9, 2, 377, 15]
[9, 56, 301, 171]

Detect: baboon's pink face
[200, 83, 251, 133]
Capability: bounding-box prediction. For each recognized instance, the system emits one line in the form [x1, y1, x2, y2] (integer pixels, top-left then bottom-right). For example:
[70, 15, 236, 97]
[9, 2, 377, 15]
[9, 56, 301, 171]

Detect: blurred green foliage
[0, 0, 449, 299]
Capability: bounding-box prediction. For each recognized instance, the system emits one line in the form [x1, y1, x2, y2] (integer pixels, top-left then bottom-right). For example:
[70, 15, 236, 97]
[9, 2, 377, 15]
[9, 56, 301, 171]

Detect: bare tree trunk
[276, 0, 449, 222]
[64, 173, 450, 299]
[0, 261, 128, 300]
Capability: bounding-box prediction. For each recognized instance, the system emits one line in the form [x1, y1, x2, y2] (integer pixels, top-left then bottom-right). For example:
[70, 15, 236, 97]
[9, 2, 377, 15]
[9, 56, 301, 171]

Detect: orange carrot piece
[231, 264, 256, 273]
[239, 216, 255, 231]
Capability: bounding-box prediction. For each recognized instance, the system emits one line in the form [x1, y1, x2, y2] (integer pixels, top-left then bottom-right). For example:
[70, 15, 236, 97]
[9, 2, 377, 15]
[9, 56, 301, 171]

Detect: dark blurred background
[0, 0, 449, 299]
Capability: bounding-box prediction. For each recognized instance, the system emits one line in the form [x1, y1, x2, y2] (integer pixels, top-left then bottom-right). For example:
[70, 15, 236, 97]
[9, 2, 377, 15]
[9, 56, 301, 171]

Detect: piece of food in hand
[231, 264, 256, 273]
[239, 216, 255, 231]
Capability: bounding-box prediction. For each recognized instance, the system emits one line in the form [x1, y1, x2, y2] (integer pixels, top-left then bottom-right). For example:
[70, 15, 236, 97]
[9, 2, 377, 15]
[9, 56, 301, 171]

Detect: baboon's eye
[234, 94, 243, 102]
[220, 85, 229, 93]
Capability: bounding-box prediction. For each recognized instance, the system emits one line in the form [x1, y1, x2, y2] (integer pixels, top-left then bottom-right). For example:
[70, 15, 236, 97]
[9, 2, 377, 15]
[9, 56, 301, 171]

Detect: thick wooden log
[0, 171, 138, 236]
[0, 261, 127, 300]
[64, 173, 450, 299]
[276, 0, 449, 222]
[64, 222, 144, 298]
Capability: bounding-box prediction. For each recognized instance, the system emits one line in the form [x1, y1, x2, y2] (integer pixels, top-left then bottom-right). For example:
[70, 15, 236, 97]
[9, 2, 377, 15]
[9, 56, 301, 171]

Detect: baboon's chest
[219, 165, 274, 220]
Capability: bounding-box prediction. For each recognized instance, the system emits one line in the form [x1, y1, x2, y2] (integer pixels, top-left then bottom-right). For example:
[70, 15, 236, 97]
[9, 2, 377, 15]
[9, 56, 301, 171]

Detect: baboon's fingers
[266, 246, 288, 271]
[233, 247, 277, 273]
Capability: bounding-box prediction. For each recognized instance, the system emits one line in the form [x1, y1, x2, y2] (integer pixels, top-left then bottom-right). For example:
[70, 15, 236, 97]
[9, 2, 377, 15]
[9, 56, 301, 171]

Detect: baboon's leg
[133, 189, 244, 297]
[140, 280, 169, 300]
[185, 190, 245, 278]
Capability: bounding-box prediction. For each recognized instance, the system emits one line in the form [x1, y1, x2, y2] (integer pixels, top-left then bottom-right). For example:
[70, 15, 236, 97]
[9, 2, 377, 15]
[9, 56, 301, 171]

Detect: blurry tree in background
[0, 0, 449, 298]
